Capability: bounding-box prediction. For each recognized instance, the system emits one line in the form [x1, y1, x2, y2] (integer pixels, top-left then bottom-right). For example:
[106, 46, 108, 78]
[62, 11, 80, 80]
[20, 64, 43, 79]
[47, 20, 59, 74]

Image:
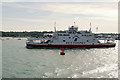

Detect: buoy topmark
[60, 48, 65, 55]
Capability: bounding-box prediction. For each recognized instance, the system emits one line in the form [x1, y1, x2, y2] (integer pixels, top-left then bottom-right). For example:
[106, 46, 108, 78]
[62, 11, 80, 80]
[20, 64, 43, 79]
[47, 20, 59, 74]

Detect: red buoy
[60, 48, 65, 55]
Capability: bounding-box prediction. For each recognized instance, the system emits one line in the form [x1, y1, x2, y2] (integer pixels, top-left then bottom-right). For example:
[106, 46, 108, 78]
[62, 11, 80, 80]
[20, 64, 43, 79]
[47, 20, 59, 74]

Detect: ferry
[26, 23, 116, 49]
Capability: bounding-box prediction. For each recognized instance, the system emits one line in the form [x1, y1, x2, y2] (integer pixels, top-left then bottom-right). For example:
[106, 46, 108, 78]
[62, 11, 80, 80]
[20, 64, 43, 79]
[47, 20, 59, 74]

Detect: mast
[89, 22, 92, 32]
[74, 22, 76, 26]
[54, 21, 56, 32]
[96, 27, 98, 33]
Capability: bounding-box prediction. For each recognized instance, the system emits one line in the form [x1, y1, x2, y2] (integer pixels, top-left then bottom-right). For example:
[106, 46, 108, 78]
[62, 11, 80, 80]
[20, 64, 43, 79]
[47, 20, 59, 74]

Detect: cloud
[2, 2, 118, 32]
[2, 0, 120, 2]
[4, 3, 117, 19]
[41, 3, 117, 19]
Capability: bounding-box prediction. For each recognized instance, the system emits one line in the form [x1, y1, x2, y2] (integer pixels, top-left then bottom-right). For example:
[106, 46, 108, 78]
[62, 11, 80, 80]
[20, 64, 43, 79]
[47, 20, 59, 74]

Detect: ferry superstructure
[26, 24, 116, 49]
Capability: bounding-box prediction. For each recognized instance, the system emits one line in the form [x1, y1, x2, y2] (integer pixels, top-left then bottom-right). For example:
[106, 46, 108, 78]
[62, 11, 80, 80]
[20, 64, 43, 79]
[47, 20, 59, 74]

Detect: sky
[1, 1, 119, 33]
[1, 0, 120, 2]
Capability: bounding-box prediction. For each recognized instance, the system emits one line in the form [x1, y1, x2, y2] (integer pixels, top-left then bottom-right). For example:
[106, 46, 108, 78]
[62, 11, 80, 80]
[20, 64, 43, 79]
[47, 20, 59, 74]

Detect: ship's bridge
[68, 26, 78, 34]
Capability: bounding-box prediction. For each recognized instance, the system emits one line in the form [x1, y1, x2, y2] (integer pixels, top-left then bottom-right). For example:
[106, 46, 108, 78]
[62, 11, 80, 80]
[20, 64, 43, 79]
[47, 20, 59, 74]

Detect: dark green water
[2, 38, 118, 78]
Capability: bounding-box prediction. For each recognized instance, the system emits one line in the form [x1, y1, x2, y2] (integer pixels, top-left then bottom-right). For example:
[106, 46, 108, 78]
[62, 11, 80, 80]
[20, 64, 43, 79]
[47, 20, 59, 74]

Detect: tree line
[1, 31, 120, 40]
[1, 31, 54, 37]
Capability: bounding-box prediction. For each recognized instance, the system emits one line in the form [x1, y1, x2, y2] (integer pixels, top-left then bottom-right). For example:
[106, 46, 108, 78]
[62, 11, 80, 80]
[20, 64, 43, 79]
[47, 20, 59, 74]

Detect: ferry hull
[26, 43, 116, 49]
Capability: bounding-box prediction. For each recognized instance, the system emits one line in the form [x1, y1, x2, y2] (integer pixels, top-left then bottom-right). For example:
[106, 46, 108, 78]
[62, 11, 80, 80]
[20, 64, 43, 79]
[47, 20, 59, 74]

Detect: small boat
[26, 23, 116, 49]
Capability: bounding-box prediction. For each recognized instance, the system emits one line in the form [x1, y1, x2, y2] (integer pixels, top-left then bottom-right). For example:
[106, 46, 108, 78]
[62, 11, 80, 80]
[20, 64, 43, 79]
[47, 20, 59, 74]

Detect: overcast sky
[1, 0, 119, 2]
[2, 1, 118, 33]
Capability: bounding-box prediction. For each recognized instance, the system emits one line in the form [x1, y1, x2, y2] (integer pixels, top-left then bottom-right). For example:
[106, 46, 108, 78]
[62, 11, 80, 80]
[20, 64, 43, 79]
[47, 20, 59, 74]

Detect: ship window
[63, 40, 65, 42]
[63, 34, 69, 36]
[87, 40, 89, 42]
[69, 37, 71, 39]
[82, 35, 83, 36]
[58, 34, 62, 36]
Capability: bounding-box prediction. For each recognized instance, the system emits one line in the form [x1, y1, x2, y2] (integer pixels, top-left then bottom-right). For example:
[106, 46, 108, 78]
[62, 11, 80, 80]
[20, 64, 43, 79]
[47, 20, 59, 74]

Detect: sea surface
[1, 37, 119, 78]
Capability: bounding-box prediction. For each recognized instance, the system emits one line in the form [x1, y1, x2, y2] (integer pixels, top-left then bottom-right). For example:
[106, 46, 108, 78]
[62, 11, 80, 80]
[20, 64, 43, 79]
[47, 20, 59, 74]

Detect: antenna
[74, 22, 76, 26]
[89, 22, 92, 32]
[54, 21, 56, 32]
[96, 27, 98, 33]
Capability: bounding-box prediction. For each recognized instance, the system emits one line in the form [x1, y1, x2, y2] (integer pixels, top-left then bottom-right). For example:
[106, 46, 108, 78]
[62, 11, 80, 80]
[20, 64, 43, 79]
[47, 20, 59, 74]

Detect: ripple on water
[2, 39, 118, 78]
[82, 64, 118, 78]
[43, 72, 54, 78]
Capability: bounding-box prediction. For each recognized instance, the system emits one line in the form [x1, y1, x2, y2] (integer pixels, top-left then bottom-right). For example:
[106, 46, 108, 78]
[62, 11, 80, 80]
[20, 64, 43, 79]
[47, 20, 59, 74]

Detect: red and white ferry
[26, 24, 116, 49]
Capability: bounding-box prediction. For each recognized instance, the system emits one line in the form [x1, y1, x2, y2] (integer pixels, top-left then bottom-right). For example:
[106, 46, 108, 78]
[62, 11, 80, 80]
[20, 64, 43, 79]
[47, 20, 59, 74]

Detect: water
[2, 38, 118, 78]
